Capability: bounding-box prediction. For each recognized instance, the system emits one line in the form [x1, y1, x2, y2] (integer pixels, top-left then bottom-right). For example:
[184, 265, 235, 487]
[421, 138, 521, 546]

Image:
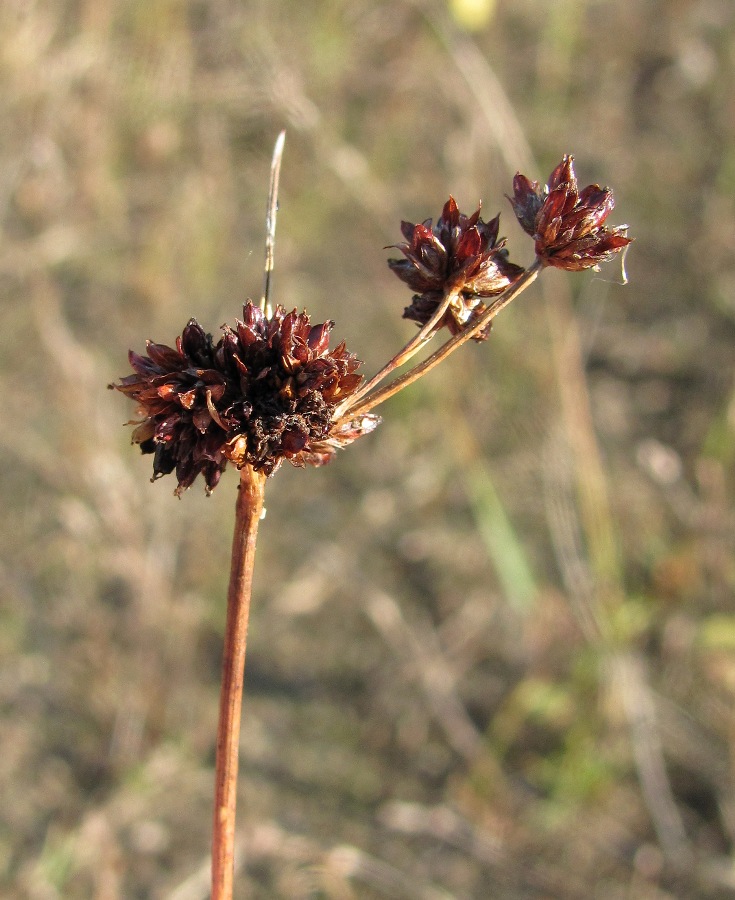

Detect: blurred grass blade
[463, 458, 537, 613]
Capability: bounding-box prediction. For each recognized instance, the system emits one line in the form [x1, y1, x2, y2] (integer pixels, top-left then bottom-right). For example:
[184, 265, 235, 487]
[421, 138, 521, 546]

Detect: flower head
[388, 197, 524, 341]
[509, 155, 631, 271]
[111, 302, 379, 494]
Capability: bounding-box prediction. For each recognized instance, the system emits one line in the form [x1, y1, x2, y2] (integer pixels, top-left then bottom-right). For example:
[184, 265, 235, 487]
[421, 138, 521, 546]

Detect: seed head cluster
[388, 196, 524, 341]
[509, 155, 631, 271]
[112, 302, 378, 494]
[113, 153, 631, 495]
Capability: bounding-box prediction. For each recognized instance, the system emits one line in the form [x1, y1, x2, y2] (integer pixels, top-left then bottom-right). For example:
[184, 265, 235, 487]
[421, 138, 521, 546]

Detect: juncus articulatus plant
[110, 134, 631, 899]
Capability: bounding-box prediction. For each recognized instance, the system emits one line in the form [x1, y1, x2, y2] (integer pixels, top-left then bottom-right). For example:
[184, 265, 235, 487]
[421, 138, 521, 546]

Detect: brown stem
[339, 261, 542, 421]
[212, 464, 267, 900]
[333, 288, 460, 420]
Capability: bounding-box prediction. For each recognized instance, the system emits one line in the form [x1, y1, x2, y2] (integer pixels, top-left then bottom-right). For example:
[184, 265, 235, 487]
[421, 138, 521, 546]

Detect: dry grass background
[2, 0, 735, 897]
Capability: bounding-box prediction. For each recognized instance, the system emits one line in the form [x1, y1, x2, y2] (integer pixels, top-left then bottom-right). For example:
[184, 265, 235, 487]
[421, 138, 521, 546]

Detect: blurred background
[1, 0, 734, 897]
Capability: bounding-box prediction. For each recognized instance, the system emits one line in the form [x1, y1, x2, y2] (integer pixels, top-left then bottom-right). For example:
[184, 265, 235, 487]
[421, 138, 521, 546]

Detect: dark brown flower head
[111, 302, 378, 494]
[509, 155, 632, 271]
[388, 197, 524, 341]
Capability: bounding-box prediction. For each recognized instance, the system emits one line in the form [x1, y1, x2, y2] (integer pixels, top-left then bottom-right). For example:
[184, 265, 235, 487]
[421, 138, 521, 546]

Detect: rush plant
[110, 134, 630, 899]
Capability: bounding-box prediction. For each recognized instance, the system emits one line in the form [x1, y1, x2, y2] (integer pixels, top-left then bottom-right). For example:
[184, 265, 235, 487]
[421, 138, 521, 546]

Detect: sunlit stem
[333, 287, 460, 421]
[261, 130, 286, 317]
[338, 261, 542, 422]
[211, 465, 267, 900]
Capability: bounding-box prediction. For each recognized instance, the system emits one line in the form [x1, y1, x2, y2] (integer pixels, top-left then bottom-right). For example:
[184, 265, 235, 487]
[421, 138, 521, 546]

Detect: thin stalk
[212, 464, 267, 900]
[339, 261, 542, 421]
[333, 288, 460, 420]
[261, 130, 286, 315]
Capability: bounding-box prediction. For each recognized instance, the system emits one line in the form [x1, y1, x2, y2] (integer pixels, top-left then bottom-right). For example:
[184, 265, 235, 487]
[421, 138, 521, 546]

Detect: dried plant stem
[261, 130, 286, 314]
[334, 288, 460, 419]
[212, 464, 267, 900]
[341, 261, 542, 421]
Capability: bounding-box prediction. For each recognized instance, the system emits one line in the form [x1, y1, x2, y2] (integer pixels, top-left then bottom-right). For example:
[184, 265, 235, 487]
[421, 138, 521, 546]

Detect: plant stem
[212, 464, 267, 900]
[333, 288, 459, 420]
[340, 260, 542, 421]
[261, 130, 286, 315]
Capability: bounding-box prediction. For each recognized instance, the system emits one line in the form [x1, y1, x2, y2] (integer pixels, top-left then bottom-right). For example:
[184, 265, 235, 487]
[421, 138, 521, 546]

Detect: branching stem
[338, 260, 542, 422]
[333, 288, 460, 421]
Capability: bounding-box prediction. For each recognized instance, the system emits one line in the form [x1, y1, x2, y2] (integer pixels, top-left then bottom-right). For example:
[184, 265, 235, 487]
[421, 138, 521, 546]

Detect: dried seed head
[111, 302, 379, 494]
[387, 197, 524, 341]
[509, 155, 632, 271]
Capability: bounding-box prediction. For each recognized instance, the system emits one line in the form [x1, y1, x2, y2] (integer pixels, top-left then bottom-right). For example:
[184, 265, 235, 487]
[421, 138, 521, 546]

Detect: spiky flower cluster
[388, 197, 524, 341]
[387, 157, 630, 343]
[112, 303, 378, 494]
[509, 155, 631, 271]
[113, 153, 631, 495]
